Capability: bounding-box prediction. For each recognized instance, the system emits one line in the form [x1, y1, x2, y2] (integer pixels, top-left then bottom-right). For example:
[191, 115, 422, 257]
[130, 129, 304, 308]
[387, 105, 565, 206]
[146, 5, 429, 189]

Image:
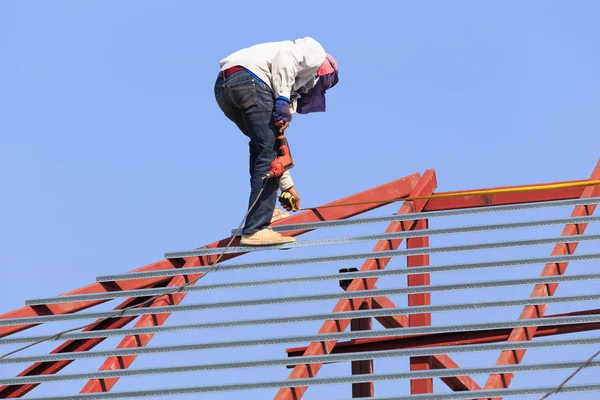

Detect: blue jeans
[214, 69, 281, 234]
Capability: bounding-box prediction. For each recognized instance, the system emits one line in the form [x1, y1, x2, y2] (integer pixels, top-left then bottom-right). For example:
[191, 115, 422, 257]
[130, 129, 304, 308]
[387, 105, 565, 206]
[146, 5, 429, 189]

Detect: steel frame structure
[0, 161, 599, 399]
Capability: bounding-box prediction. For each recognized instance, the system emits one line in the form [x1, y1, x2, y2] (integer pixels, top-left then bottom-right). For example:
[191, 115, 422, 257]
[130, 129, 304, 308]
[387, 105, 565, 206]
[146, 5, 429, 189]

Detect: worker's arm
[279, 171, 300, 211]
[279, 171, 294, 191]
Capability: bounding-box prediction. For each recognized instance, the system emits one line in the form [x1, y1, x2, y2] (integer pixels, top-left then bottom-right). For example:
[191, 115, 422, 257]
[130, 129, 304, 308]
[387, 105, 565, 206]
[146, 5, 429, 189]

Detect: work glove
[273, 96, 292, 123]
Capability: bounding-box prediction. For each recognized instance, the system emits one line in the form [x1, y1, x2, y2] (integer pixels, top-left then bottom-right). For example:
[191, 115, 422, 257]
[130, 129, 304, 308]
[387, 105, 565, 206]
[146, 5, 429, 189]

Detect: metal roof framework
[0, 161, 599, 398]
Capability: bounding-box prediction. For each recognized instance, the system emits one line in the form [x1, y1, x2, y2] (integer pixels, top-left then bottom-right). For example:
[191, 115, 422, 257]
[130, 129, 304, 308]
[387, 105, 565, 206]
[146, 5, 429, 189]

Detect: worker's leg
[215, 70, 294, 244]
[225, 73, 279, 234]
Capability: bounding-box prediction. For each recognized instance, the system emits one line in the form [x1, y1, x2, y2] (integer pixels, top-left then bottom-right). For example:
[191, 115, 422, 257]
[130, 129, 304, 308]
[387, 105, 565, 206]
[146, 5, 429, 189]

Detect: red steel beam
[273, 170, 438, 400]
[432, 355, 481, 391]
[285, 308, 600, 356]
[351, 299, 374, 398]
[484, 162, 600, 394]
[0, 173, 421, 340]
[407, 219, 433, 394]
[80, 267, 198, 393]
[423, 179, 590, 212]
[0, 289, 167, 398]
[371, 296, 409, 329]
[370, 292, 480, 393]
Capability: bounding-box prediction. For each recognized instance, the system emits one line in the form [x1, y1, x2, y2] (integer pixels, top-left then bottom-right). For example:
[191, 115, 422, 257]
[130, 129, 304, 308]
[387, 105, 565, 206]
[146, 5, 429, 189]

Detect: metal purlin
[177, 214, 600, 257]
[3, 315, 600, 364]
[7, 272, 600, 326]
[0, 358, 599, 387]
[28, 253, 600, 304]
[1, 293, 598, 345]
[239, 196, 600, 233]
[11, 374, 600, 400]
[98, 233, 600, 282]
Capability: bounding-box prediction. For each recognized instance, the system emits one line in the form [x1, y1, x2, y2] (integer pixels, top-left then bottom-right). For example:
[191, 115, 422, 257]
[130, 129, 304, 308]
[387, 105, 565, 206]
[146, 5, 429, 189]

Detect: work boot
[241, 227, 296, 246]
[271, 206, 290, 223]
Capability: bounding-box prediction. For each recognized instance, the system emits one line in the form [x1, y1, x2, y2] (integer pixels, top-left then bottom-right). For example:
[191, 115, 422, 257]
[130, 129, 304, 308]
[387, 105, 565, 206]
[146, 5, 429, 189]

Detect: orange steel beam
[423, 178, 591, 212]
[483, 161, 600, 395]
[0, 173, 421, 341]
[273, 170, 438, 400]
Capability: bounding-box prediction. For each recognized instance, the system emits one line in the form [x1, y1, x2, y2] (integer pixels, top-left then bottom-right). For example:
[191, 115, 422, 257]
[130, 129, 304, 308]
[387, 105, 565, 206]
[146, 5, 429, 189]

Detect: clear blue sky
[1, 1, 600, 398]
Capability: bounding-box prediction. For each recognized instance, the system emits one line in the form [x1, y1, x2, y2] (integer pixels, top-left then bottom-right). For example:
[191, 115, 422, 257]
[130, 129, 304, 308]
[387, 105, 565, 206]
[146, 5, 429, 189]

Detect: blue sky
[1, 1, 600, 399]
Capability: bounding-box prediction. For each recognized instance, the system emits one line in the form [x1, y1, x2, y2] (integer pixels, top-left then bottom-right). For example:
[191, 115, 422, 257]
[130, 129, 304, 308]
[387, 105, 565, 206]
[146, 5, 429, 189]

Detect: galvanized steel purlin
[349, 384, 600, 400]
[241, 196, 600, 233]
[2, 356, 599, 387]
[166, 214, 600, 258]
[4, 293, 600, 346]
[14, 371, 600, 400]
[98, 233, 600, 282]
[29, 253, 600, 305]
[2, 317, 600, 365]
[11, 273, 600, 326]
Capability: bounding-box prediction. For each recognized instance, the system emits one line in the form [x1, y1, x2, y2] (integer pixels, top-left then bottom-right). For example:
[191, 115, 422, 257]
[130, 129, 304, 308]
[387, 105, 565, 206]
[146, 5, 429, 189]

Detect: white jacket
[219, 37, 327, 191]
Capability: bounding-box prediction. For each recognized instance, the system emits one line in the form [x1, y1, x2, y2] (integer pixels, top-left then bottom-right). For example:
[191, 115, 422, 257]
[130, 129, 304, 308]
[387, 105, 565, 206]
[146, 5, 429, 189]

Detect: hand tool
[264, 135, 294, 180]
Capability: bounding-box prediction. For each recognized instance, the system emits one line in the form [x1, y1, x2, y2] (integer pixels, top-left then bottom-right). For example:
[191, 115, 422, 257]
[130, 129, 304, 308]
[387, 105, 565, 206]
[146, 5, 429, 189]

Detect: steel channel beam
[1, 353, 598, 386]
[13, 372, 600, 400]
[97, 233, 600, 283]
[175, 215, 600, 258]
[421, 178, 596, 212]
[5, 296, 597, 352]
[73, 253, 600, 305]
[346, 384, 600, 400]
[10, 273, 600, 327]
[233, 197, 600, 234]
[32, 253, 600, 306]
[2, 315, 600, 365]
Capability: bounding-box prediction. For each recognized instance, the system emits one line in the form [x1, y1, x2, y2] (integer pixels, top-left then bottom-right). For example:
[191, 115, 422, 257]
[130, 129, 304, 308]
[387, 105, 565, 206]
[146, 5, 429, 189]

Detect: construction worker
[214, 37, 339, 246]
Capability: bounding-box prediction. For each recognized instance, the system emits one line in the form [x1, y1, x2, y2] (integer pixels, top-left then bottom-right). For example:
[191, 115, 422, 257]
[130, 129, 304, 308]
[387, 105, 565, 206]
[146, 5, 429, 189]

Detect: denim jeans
[214, 69, 281, 234]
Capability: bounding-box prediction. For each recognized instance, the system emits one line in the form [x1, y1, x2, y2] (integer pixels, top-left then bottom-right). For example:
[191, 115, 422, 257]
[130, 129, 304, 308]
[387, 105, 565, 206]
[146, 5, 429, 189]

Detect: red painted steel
[483, 162, 600, 395]
[431, 355, 481, 391]
[285, 308, 600, 357]
[423, 179, 590, 211]
[406, 219, 433, 394]
[273, 170, 438, 400]
[80, 260, 201, 393]
[371, 296, 409, 328]
[0, 258, 187, 340]
[369, 291, 480, 393]
[351, 299, 374, 398]
[0, 172, 421, 341]
[0, 292, 163, 398]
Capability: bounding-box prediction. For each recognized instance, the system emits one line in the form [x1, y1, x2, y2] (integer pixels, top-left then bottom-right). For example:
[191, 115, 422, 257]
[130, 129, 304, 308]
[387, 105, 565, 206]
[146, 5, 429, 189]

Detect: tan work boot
[271, 206, 290, 223]
[241, 227, 296, 246]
